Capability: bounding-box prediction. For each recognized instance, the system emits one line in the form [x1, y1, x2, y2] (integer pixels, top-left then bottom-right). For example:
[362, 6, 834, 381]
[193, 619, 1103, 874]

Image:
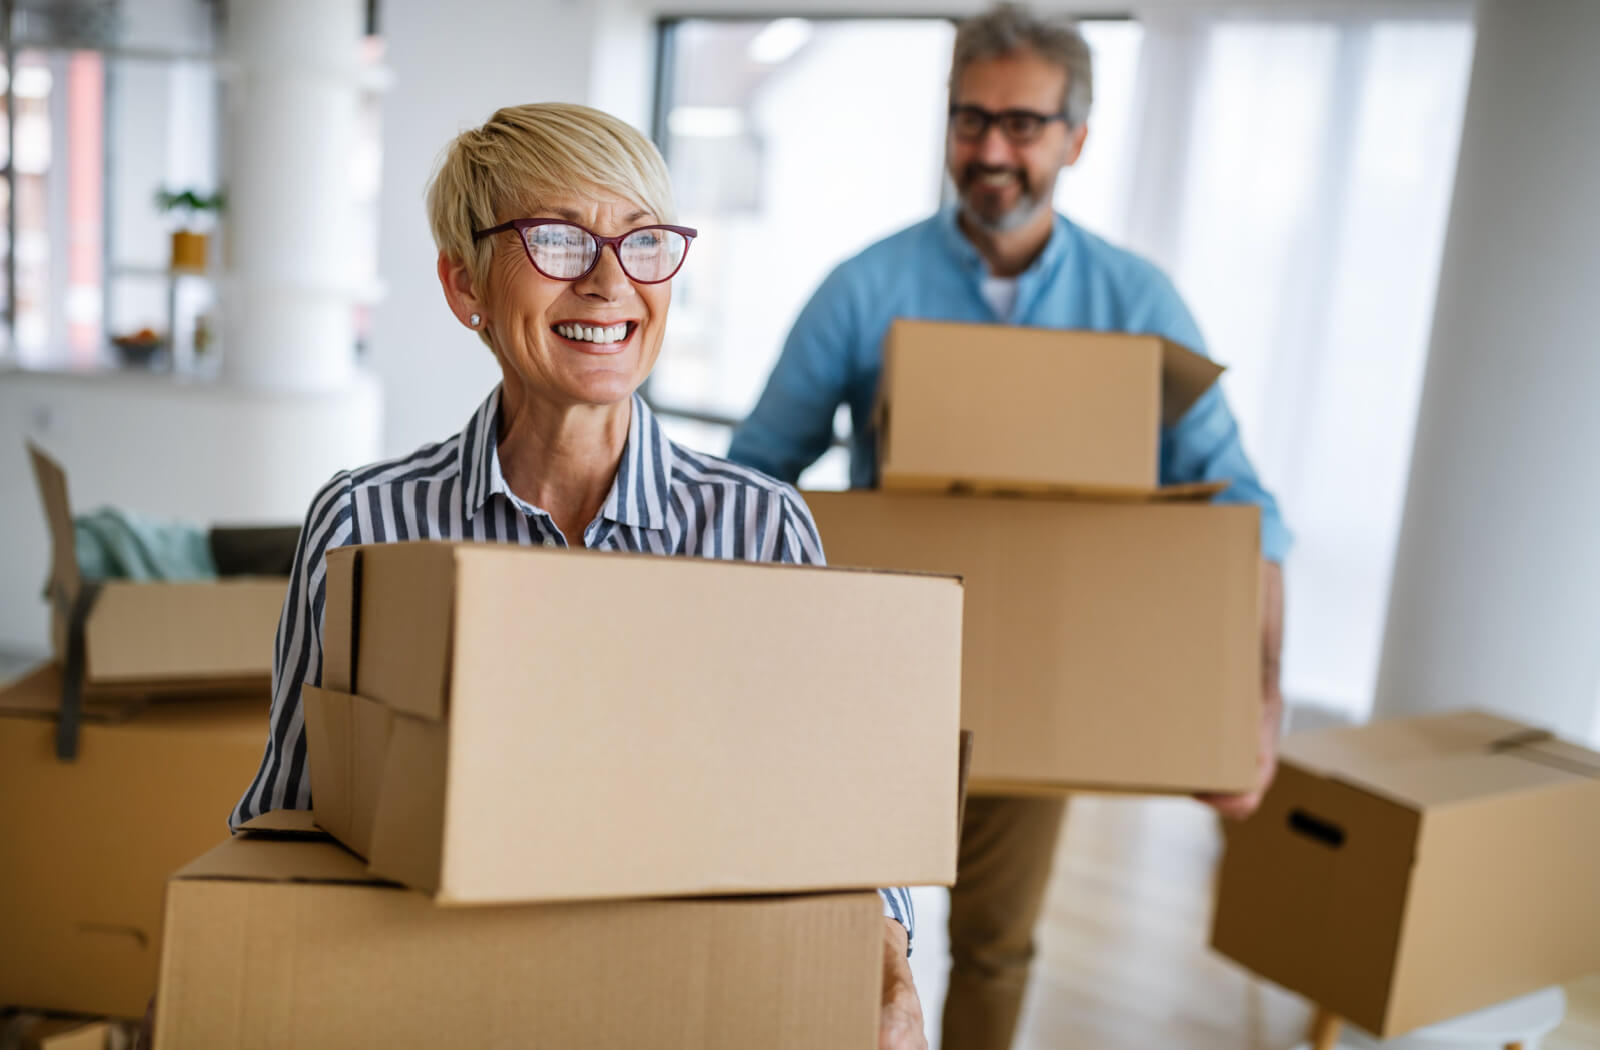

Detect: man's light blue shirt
[728, 206, 1291, 562]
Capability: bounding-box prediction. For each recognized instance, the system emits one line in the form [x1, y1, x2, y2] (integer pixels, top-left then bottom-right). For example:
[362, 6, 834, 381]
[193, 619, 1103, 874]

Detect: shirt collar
[597, 392, 673, 531]
[459, 385, 501, 518]
[936, 203, 1074, 286]
[459, 386, 672, 532]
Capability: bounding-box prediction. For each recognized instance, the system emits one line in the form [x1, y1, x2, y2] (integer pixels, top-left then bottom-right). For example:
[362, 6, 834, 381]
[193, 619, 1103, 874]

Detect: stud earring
[469, 313, 482, 327]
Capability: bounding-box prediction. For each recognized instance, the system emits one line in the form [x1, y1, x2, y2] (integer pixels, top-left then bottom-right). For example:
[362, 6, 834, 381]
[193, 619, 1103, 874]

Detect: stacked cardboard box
[1210, 710, 1600, 1037]
[28, 445, 286, 703]
[1, 445, 283, 1020]
[0, 664, 267, 1019]
[154, 541, 967, 1048]
[808, 319, 1262, 795]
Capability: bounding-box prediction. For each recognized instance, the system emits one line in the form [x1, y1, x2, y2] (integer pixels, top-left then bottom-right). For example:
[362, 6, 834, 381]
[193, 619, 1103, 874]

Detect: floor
[910, 794, 1600, 1050]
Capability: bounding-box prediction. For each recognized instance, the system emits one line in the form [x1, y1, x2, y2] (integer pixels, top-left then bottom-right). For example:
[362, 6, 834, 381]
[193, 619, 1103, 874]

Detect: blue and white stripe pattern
[229, 385, 912, 940]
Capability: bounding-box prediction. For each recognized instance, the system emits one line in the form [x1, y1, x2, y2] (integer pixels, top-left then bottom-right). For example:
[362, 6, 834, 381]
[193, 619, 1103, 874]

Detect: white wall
[1375, 0, 1600, 741]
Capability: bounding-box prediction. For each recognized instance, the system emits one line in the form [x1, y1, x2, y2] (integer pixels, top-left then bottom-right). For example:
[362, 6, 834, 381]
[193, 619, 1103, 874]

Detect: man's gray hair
[949, 3, 1094, 128]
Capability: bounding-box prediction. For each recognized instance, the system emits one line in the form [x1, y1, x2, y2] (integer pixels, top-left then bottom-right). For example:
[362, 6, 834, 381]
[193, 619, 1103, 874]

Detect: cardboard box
[155, 811, 883, 1050]
[1210, 711, 1600, 1036]
[28, 444, 286, 698]
[876, 320, 1225, 496]
[303, 541, 964, 904]
[804, 489, 1260, 795]
[0, 663, 267, 1018]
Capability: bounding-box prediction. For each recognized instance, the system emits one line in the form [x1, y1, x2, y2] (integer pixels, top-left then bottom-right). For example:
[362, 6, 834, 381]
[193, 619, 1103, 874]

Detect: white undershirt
[979, 275, 1020, 323]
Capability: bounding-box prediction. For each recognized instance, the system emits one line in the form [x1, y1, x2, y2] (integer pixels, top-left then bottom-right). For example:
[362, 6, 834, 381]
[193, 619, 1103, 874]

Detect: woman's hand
[879, 917, 928, 1050]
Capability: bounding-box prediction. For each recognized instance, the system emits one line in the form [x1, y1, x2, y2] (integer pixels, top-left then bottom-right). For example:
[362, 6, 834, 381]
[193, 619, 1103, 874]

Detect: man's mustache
[961, 164, 1031, 192]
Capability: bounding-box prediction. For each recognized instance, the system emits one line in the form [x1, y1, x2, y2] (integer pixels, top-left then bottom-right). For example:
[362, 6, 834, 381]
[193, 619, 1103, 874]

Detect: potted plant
[154, 187, 225, 272]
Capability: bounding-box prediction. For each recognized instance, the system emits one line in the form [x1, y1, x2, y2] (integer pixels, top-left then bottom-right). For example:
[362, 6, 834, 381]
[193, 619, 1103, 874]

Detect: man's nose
[975, 123, 1016, 165]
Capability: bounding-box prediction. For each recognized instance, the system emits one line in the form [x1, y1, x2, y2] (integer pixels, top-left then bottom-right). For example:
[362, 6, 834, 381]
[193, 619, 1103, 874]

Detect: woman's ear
[438, 252, 486, 330]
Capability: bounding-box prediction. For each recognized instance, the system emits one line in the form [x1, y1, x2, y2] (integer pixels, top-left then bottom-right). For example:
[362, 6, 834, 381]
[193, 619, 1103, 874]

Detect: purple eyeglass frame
[471, 217, 699, 284]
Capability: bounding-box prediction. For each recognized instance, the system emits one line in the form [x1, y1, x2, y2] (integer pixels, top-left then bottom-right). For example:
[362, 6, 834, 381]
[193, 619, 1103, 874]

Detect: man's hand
[1197, 559, 1285, 821]
[879, 917, 927, 1050]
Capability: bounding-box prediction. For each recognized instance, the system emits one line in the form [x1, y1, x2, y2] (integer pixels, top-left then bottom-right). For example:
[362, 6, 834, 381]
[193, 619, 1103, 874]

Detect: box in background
[1211, 710, 1600, 1036]
[27, 444, 286, 699]
[0, 663, 266, 1019]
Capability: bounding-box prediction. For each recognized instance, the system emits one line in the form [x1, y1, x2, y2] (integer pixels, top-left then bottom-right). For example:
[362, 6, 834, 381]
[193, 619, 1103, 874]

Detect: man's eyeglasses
[471, 218, 698, 284]
[948, 104, 1067, 145]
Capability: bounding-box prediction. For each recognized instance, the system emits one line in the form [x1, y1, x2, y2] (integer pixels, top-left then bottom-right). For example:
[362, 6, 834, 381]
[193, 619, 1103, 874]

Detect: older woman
[226, 103, 927, 1047]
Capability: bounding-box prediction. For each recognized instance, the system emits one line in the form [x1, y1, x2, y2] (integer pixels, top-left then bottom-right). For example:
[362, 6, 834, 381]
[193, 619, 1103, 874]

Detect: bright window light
[748, 18, 812, 65]
[668, 106, 745, 138]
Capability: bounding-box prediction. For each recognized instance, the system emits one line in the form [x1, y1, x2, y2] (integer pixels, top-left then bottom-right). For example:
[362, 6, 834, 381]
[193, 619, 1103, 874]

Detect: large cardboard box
[1211, 711, 1600, 1036]
[876, 320, 1225, 496]
[28, 445, 286, 698]
[155, 811, 883, 1050]
[804, 489, 1260, 795]
[303, 541, 964, 904]
[0, 664, 266, 1018]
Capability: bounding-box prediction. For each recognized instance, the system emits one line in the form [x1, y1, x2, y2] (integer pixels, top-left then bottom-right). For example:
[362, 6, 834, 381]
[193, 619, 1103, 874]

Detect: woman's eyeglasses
[471, 218, 698, 284]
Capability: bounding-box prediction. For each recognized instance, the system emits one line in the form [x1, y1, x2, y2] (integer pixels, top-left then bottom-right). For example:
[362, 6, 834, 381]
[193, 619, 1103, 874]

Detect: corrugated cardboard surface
[0, 664, 266, 1018]
[876, 320, 1223, 495]
[155, 824, 882, 1050]
[1211, 711, 1600, 1036]
[28, 443, 285, 695]
[312, 542, 964, 904]
[805, 489, 1260, 794]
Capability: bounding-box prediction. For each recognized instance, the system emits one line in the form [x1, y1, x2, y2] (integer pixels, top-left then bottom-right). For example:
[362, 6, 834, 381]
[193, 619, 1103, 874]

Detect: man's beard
[957, 164, 1048, 234]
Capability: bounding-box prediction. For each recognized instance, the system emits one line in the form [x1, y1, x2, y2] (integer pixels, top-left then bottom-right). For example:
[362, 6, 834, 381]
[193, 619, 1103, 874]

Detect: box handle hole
[1288, 808, 1345, 849]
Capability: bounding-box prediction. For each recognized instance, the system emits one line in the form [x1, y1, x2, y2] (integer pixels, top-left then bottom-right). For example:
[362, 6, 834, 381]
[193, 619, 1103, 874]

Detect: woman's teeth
[555, 322, 629, 344]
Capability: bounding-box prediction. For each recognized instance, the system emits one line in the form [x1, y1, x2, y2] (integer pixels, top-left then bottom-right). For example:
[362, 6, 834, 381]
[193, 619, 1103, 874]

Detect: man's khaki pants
[940, 795, 1068, 1050]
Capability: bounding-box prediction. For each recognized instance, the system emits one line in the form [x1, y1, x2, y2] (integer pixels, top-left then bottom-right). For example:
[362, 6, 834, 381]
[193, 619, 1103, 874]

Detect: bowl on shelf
[110, 328, 167, 368]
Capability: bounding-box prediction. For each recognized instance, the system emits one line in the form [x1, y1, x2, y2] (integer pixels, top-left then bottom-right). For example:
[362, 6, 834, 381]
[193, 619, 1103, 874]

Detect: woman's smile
[549, 319, 639, 354]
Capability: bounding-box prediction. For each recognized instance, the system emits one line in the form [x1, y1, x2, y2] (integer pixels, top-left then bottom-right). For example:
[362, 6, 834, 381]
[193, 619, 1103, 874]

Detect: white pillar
[1374, 0, 1600, 741]
[220, 0, 365, 391]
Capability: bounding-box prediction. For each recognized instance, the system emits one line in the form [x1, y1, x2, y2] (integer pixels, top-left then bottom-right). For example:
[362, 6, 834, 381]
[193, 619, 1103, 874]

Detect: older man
[728, 6, 1290, 1050]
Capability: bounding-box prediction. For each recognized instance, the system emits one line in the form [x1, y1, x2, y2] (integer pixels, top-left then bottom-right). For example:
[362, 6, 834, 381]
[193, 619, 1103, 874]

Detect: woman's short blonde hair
[427, 102, 676, 292]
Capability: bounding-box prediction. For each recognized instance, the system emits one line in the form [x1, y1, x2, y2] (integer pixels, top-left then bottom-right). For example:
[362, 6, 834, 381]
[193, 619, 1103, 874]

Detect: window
[1147, 18, 1475, 718]
[0, 0, 220, 370]
[0, 0, 386, 374]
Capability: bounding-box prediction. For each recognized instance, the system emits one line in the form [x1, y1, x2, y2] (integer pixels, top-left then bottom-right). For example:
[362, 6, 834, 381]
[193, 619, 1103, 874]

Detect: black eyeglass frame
[470, 218, 700, 284]
[947, 103, 1070, 144]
